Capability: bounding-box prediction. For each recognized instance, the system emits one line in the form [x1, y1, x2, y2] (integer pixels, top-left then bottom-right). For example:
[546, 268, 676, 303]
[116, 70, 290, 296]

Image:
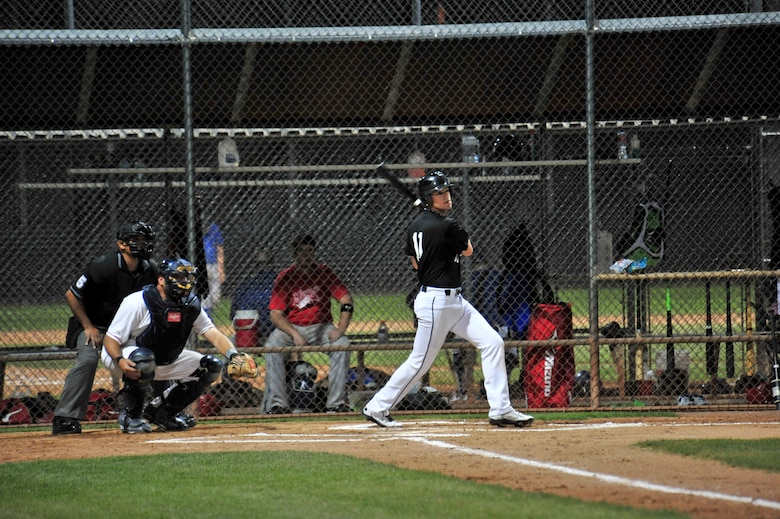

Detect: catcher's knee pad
[129, 347, 156, 383]
[197, 354, 224, 386]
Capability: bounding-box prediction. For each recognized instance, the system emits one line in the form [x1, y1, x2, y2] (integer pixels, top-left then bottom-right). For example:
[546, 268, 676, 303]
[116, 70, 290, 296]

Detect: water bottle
[377, 321, 390, 344]
[218, 137, 240, 168]
[461, 135, 480, 163]
[617, 130, 629, 160]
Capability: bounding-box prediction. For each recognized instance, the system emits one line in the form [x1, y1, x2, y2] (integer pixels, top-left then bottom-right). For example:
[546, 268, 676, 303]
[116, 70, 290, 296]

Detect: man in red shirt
[262, 235, 353, 414]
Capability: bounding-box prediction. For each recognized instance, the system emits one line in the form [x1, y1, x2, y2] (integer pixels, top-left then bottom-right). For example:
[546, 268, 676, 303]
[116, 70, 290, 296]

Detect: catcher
[102, 256, 257, 433]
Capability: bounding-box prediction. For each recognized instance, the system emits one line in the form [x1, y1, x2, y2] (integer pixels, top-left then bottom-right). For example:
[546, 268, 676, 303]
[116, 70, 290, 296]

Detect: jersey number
[412, 232, 424, 261]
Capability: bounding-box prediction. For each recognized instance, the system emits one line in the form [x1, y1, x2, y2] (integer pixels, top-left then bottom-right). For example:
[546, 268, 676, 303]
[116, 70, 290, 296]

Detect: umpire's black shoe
[52, 416, 82, 436]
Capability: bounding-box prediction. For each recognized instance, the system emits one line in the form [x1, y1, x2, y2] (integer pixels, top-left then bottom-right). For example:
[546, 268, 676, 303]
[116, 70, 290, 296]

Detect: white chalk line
[145, 419, 780, 512]
[407, 436, 780, 512]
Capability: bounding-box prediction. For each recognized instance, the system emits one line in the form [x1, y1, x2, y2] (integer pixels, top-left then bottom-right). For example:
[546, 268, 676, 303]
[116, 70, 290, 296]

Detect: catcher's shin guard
[119, 379, 150, 419]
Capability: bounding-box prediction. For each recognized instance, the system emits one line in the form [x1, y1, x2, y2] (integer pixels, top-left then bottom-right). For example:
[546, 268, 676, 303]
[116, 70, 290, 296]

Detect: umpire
[52, 221, 158, 435]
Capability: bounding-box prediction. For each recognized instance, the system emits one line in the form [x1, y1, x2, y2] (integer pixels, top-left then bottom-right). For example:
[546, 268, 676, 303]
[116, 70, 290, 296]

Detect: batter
[363, 171, 534, 428]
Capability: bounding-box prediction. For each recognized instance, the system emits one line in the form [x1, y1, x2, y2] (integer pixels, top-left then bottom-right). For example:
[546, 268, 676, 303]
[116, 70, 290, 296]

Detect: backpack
[524, 302, 575, 408]
[85, 389, 118, 421]
[0, 398, 33, 425]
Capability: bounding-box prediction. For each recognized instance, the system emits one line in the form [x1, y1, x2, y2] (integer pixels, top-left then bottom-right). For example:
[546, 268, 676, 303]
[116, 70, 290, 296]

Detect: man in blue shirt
[202, 222, 225, 318]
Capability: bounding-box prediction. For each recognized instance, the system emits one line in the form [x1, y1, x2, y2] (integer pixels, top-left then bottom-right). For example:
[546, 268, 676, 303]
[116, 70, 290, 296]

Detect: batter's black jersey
[404, 209, 469, 288]
[68, 252, 159, 330]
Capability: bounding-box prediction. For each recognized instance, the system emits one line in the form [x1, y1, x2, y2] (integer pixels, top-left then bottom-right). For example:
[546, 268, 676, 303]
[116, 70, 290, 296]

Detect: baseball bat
[705, 280, 720, 378]
[725, 280, 735, 378]
[376, 162, 422, 206]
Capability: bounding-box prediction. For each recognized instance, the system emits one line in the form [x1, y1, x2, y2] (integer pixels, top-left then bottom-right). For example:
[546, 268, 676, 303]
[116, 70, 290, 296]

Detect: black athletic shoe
[326, 404, 352, 413]
[176, 412, 197, 429]
[152, 413, 191, 432]
[266, 406, 291, 415]
[52, 416, 82, 436]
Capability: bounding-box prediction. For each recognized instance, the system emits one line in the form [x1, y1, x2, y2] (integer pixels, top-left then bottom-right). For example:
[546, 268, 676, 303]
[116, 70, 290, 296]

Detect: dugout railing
[3, 268, 779, 414]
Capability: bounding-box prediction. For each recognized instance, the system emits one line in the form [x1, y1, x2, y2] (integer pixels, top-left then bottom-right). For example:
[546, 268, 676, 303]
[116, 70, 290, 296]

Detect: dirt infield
[3, 410, 779, 518]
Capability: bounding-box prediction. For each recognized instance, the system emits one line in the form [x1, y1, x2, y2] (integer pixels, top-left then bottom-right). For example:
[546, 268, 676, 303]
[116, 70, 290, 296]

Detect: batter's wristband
[340, 303, 354, 314]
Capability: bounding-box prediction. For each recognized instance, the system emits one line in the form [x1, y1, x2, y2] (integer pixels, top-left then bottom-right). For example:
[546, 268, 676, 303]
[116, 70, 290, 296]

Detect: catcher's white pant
[102, 347, 205, 382]
[365, 287, 514, 419]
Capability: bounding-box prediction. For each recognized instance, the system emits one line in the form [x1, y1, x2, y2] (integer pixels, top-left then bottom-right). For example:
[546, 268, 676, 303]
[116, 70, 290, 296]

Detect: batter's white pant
[365, 288, 514, 419]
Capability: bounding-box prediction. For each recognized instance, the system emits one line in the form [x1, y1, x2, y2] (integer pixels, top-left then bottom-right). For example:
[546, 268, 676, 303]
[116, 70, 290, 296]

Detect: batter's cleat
[362, 407, 402, 428]
[489, 410, 534, 428]
[118, 412, 152, 434]
[52, 416, 82, 436]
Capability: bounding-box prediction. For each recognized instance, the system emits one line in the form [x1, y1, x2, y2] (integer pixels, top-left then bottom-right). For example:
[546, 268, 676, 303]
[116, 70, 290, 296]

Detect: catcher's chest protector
[523, 303, 575, 408]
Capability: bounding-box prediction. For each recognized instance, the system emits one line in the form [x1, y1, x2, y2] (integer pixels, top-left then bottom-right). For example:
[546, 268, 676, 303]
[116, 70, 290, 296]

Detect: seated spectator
[262, 235, 353, 414]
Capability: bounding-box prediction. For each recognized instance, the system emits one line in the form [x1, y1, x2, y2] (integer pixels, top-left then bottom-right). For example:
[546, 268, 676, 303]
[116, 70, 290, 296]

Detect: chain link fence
[2, 2, 780, 423]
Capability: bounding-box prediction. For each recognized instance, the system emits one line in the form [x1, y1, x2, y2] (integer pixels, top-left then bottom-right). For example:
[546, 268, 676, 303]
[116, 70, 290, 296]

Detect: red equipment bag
[0, 398, 32, 425]
[523, 302, 575, 408]
[233, 310, 261, 348]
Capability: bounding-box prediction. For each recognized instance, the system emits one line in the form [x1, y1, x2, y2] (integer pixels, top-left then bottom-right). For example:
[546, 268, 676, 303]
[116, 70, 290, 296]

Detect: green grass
[638, 438, 780, 473]
[0, 303, 72, 332]
[0, 450, 686, 519]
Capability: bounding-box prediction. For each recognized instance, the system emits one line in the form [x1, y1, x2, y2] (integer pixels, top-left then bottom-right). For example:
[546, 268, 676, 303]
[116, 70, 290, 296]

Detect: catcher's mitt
[227, 352, 259, 379]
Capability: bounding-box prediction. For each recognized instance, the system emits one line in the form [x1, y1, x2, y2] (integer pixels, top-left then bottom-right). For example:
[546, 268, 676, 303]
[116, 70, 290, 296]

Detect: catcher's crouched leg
[118, 348, 156, 434]
[144, 355, 223, 432]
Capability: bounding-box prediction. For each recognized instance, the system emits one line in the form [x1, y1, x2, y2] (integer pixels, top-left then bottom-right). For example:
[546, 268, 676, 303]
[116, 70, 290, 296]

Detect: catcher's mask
[417, 171, 454, 205]
[117, 221, 155, 260]
[160, 257, 197, 303]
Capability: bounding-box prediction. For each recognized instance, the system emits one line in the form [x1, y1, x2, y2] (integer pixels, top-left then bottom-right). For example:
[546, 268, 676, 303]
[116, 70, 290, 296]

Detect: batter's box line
[409, 437, 780, 513]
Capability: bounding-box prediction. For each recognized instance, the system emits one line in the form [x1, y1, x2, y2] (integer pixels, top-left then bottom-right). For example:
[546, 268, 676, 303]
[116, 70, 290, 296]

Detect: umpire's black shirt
[69, 252, 159, 330]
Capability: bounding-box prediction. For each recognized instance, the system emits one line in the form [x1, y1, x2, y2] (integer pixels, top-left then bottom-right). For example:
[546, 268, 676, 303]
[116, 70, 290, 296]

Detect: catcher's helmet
[117, 221, 155, 260]
[160, 257, 197, 303]
[289, 361, 318, 412]
[418, 170, 454, 203]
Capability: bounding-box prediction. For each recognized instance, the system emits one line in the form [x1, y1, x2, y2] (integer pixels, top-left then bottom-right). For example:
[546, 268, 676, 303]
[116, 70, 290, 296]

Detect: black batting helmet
[117, 221, 155, 260]
[417, 171, 454, 203]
